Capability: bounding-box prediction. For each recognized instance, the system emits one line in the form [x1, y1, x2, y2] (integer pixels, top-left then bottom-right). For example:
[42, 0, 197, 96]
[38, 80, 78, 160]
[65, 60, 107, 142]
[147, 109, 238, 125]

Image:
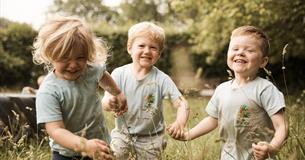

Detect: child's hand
[252, 141, 275, 160]
[115, 92, 128, 116]
[105, 95, 119, 112]
[82, 139, 113, 160]
[103, 92, 128, 116]
[166, 121, 185, 140]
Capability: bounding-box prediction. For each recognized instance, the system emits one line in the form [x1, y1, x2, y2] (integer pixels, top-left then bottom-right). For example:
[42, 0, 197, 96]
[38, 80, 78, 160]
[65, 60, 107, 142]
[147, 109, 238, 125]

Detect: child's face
[128, 37, 161, 69]
[53, 50, 87, 81]
[227, 35, 268, 78]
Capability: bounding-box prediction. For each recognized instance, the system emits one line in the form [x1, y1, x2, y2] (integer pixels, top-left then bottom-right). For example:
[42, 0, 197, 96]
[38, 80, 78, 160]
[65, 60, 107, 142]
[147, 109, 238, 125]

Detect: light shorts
[110, 129, 167, 160]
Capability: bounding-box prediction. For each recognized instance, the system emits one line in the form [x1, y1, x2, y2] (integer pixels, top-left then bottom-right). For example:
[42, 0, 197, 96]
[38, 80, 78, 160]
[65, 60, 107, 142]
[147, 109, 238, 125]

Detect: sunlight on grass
[0, 95, 304, 159]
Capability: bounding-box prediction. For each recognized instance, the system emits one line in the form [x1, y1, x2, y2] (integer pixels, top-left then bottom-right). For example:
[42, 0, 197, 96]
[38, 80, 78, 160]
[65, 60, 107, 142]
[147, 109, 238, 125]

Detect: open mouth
[140, 56, 152, 60]
[234, 59, 247, 63]
[66, 70, 79, 75]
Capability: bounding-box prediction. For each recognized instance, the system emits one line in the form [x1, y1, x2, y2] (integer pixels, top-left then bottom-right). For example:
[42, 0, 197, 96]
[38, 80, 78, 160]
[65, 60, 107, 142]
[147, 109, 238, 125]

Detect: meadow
[0, 93, 304, 160]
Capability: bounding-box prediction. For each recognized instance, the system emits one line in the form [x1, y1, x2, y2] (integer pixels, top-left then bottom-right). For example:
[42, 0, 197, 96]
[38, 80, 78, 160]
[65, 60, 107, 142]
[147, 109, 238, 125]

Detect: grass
[0, 113, 51, 160]
[0, 93, 304, 159]
[161, 97, 220, 160]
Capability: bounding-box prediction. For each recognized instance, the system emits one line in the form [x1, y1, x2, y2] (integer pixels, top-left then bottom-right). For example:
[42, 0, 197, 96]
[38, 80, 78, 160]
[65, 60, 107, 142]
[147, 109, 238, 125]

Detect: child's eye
[77, 56, 86, 60]
[150, 46, 158, 51]
[138, 44, 145, 48]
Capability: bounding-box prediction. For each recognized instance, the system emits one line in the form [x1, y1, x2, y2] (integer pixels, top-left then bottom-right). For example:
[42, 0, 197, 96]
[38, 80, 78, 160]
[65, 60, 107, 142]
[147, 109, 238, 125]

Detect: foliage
[118, 0, 175, 24]
[0, 18, 190, 88]
[0, 21, 43, 87]
[50, 0, 305, 63]
[1, 0, 305, 92]
[51, 0, 119, 24]
[96, 30, 131, 72]
[0, 18, 11, 28]
[170, 0, 305, 64]
[51, 0, 179, 26]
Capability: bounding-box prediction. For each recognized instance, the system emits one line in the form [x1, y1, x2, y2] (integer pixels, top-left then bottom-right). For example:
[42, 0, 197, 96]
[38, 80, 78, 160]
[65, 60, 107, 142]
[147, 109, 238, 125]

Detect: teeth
[234, 59, 246, 63]
[141, 57, 151, 59]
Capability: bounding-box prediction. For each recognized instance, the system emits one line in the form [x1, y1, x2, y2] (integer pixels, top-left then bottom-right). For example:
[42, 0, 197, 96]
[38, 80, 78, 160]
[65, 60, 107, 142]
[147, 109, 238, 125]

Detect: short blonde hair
[127, 21, 165, 52]
[32, 16, 107, 71]
[231, 26, 269, 56]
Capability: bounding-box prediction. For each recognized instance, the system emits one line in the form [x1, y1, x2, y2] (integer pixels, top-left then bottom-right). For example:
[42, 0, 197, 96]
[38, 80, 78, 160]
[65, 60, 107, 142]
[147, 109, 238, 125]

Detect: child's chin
[140, 63, 153, 68]
[64, 74, 81, 81]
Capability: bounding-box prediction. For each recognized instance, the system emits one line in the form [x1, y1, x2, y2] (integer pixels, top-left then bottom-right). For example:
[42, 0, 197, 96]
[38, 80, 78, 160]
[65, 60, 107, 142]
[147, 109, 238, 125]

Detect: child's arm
[252, 110, 288, 160]
[183, 116, 218, 141]
[166, 96, 190, 139]
[99, 71, 127, 115]
[45, 121, 113, 159]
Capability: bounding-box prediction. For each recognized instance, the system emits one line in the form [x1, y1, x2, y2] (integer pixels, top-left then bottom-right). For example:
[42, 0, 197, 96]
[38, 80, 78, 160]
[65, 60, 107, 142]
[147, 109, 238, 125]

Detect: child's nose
[67, 60, 78, 69]
[143, 47, 150, 53]
[236, 50, 245, 56]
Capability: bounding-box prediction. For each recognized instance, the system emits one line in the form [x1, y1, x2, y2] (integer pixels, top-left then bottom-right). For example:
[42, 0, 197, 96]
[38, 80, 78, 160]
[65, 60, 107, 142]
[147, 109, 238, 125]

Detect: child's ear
[127, 44, 132, 55]
[260, 57, 269, 68]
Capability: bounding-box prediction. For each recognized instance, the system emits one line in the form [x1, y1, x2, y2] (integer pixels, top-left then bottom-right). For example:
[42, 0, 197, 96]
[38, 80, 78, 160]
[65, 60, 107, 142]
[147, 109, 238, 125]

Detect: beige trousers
[110, 129, 167, 160]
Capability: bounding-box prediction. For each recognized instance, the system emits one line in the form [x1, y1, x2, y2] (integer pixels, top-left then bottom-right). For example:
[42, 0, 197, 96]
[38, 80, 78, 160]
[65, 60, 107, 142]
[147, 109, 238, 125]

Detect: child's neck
[232, 74, 257, 87]
[131, 63, 153, 80]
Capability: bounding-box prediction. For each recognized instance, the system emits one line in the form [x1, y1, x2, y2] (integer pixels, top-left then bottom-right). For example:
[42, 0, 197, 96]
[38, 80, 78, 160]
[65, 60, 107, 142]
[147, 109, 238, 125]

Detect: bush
[0, 20, 42, 88]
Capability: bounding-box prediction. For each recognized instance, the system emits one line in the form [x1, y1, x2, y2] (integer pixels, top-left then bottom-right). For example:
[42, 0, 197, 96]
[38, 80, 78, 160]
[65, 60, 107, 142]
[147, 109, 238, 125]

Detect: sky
[0, 0, 121, 29]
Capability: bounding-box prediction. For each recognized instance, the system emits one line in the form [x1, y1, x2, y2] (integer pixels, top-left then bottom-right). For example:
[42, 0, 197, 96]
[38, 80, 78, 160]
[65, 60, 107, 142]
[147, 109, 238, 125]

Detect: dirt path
[170, 46, 203, 91]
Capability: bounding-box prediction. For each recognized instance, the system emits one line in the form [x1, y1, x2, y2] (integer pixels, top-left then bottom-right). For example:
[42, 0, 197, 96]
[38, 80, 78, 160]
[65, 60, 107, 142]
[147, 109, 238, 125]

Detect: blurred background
[1, 0, 304, 95]
[1, 1, 305, 159]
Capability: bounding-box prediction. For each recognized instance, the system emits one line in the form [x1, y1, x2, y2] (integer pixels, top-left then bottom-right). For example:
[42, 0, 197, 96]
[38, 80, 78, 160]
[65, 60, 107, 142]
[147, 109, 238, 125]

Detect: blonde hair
[32, 16, 107, 71]
[127, 21, 165, 52]
[231, 26, 269, 56]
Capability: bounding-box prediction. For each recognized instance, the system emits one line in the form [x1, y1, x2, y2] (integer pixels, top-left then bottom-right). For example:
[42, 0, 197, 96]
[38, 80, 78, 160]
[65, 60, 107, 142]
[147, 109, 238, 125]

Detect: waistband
[129, 130, 164, 137]
[52, 151, 91, 160]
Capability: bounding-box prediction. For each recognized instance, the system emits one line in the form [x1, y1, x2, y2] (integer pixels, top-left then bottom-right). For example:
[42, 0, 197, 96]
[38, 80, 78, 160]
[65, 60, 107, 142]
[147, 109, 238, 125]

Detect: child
[174, 26, 288, 160]
[33, 16, 127, 160]
[102, 21, 189, 159]
[21, 75, 46, 94]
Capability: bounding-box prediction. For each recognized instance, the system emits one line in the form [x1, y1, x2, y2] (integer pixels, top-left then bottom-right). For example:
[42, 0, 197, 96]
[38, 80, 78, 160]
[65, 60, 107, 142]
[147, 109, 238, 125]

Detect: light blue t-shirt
[36, 64, 110, 157]
[109, 64, 182, 135]
[206, 77, 285, 160]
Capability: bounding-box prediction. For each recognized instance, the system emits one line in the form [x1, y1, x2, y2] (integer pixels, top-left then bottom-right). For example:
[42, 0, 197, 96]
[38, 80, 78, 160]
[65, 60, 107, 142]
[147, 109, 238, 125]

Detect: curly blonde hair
[32, 16, 107, 71]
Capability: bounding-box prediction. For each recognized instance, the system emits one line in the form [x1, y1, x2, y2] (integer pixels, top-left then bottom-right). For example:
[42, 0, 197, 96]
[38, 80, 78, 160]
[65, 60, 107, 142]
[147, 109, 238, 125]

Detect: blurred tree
[51, 0, 180, 26]
[170, 0, 305, 64]
[118, 0, 171, 23]
[0, 20, 42, 86]
[0, 18, 11, 28]
[50, 0, 119, 24]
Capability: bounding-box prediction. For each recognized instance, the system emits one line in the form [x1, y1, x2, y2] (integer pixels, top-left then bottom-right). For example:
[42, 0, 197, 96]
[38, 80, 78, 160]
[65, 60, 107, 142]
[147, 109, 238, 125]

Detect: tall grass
[0, 94, 304, 159]
[0, 112, 50, 160]
[161, 97, 220, 160]
[103, 94, 305, 160]
[278, 90, 305, 160]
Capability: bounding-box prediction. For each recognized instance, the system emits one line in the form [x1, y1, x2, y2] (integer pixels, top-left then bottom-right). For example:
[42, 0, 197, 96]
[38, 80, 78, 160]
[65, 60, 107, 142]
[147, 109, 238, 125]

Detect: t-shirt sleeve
[36, 89, 62, 124]
[205, 87, 220, 118]
[161, 75, 182, 101]
[96, 64, 107, 82]
[260, 84, 285, 116]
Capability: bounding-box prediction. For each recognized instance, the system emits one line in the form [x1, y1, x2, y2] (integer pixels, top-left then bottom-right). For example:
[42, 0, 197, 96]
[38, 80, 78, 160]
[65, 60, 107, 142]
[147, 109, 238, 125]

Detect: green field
[0, 95, 304, 160]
